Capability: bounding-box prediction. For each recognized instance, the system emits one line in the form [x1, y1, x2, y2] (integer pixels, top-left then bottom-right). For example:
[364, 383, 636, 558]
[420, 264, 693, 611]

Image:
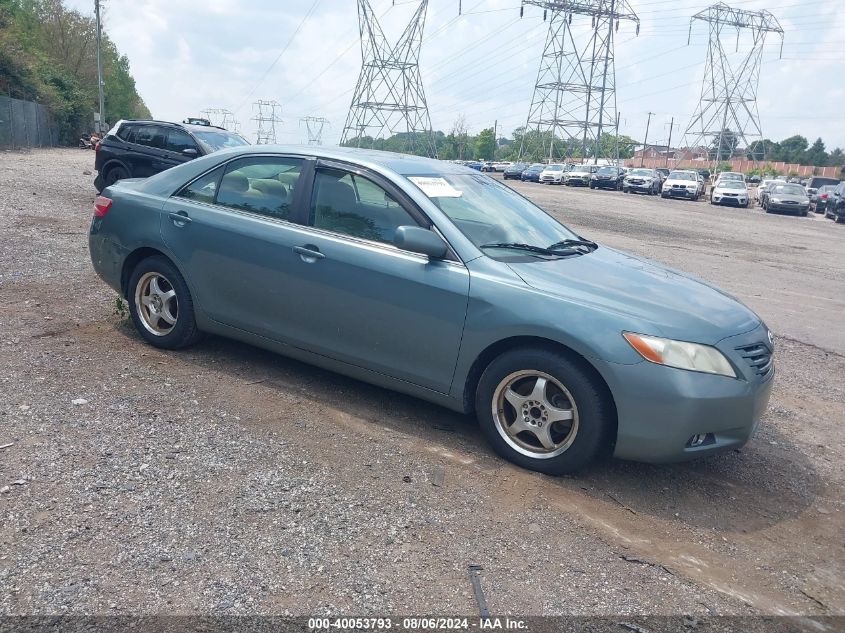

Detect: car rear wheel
[128, 256, 202, 350]
[104, 164, 129, 187]
[475, 348, 613, 475]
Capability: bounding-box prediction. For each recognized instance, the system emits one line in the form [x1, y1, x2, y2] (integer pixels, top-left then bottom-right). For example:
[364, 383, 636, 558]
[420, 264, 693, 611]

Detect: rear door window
[116, 124, 135, 142]
[134, 125, 167, 149]
[214, 156, 304, 220]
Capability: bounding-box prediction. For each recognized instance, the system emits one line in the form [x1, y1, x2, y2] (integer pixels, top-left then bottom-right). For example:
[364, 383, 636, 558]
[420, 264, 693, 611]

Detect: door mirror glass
[181, 148, 198, 157]
[393, 226, 447, 259]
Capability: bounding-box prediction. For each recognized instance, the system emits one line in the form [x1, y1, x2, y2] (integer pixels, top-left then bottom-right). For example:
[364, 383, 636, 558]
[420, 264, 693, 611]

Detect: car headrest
[220, 172, 249, 193]
[317, 177, 357, 212]
[251, 178, 287, 199]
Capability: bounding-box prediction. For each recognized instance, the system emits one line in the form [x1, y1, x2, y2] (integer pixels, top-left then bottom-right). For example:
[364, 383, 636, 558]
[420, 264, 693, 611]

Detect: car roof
[118, 119, 232, 133]
[194, 144, 482, 176]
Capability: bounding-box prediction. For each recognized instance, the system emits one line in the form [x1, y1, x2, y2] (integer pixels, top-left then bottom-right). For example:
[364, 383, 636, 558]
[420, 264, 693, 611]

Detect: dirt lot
[1, 150, 843, 620]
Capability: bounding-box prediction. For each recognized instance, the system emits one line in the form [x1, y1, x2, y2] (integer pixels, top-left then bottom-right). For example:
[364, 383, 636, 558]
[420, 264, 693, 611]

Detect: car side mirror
[393, 226, 448, 259]
[182, 148, 198, 157]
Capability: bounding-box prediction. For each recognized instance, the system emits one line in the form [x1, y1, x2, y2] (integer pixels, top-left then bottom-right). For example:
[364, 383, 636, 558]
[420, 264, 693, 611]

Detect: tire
[104, 164, 129, 187]
[127, 256, 202, 350]
[622, 187, 629, 194]
[589, 184, 595, 190]
[475, 347, 614, 475]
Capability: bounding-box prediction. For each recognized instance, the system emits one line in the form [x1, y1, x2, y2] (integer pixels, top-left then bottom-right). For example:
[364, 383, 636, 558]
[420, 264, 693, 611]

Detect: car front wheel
[475, 348, 613, 475]
[128, 256, 202, 350]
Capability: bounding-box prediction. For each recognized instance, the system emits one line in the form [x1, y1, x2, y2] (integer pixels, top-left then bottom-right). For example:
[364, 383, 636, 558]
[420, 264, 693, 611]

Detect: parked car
[824, 182, 845, 222]
[89, 145, 774, 474]
[746, 174, 761, 184]
[715, 171, 745, 186]
[805, 176, 839, 191]
[503, 162, 529, 180]
[565, 164, 597, 187]
[94, 119, 248, 192]
[710, 180, 749, 208]
[480, 161, 495, 172]
[521, 164, 545, 182]
[697, 169, 711, 182]
[590, 166, 625, 190]
[757, 180, 788, 207]
[465, 161, 483, 171]
[761, 183, 810, 215]
[811, 184, 837, 214]
[661, 170, 702, 200]
[492, 161, 512, 172]
[655, 168, 670, 182]
[623, 168, 661, 195]
[539, 164, 566, 185]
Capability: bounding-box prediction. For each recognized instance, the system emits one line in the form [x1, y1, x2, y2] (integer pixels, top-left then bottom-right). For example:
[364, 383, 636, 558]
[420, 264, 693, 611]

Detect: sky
[66, 0, 845, 151]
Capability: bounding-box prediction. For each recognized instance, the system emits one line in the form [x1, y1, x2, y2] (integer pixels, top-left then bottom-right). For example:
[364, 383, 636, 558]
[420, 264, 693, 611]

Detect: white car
[661, 170, 703, 200]
[710, 180, 749, 208]
[564, 164, 596, 186]
[539, 164, 566, 184]
[715, 171, 745, 186]
[492, 161, 512, 172]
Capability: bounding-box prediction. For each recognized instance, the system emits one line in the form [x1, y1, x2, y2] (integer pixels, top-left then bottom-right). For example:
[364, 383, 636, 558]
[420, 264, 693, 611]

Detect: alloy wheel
[491, 370, 579, 459]
[134, 272, 178, 336]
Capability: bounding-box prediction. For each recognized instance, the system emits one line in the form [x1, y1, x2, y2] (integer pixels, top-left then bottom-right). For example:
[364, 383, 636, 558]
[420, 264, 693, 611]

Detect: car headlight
[623, 332, 736, 378]
[770, 198, 781, 204]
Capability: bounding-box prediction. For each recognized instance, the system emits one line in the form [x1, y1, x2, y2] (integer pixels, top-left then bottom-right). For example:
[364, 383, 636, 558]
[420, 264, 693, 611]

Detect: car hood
[663, 179, 696, 186]
[569, 169, 591, 176]
[770, 193, 809, 202]
[506, 246, 760, 344]
[714, 186, 747, 194]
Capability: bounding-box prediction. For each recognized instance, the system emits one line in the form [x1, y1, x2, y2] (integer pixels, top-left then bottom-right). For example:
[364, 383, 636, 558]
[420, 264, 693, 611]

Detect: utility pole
[615, 112, 620, 166]
[665, 116, 676, 167]
[95, 0, 105, 133]
[252, 100, 283, 145]
[640, 111, 653, 167]
[493, 119, 498, 159]
[300, 116, 330, 145]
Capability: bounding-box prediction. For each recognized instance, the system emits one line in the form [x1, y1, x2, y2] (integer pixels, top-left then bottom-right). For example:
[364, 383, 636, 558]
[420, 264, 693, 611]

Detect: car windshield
[720, 173, 743, 181]
[544, 165, 563, 171]
[528, 164, 544, 171]
[597, 167, 617, 175]
[668, 171, 696, 181]
[819, 185, 836, 193]
[719, 181, 746, 190]
[407, 173, 580, 254]
[191, 130, 249, 152]
[629, 169, 653, 177]
[771, 184, 805, 196]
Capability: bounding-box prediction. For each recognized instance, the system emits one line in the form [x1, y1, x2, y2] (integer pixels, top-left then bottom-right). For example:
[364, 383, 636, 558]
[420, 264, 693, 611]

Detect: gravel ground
[0, 150, 842, 619]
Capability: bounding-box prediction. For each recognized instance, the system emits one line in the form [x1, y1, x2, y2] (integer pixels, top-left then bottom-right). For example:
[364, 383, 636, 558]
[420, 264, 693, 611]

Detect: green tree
[708, 129, 738, 161]
[775, 135, 809, 163]
[473, 127, 495, 160]
[829, 148, 845, 167]
[802, 138, 828, 166]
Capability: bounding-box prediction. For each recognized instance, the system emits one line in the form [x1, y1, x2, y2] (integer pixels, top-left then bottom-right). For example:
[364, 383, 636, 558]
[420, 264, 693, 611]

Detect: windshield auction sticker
[408, 176, 463, 198]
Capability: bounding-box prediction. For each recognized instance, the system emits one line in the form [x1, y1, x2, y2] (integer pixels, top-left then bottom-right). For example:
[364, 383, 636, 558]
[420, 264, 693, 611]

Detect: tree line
[342, 116, 638, 163]
[0, 0, 150, 144]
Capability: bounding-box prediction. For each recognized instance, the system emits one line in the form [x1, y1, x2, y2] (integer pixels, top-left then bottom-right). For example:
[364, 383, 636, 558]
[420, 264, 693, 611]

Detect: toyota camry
[89, 146, 774, 475]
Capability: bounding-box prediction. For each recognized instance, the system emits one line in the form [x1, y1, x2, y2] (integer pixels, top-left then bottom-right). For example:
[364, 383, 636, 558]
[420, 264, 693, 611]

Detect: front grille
[736, 343, 774, 380]
[782, 200, 798, 205]
[672, 184, 686, 189]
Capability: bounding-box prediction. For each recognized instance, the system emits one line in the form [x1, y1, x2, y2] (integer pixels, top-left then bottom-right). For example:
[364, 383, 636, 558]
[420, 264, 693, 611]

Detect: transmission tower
[252, 100, 283, 145]
[300, 116, 330, 145]
[683, 3, 783, 165]
[341, 0, 437, 157]
[200, 108, 235, 129]
[519, 0, 639, 163]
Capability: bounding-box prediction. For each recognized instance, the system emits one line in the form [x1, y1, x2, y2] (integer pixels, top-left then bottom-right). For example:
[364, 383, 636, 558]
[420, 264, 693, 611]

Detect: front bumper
[592, 178, 620, 189]
[626, 181, 655, 192]
[664, 187, 697, 198]
[596, 323, 774, 463]
[540, 176, 562, 183]
[566, 176, 590, 186]
[713, 194, 748, 206]
[768, 202, 809, 213]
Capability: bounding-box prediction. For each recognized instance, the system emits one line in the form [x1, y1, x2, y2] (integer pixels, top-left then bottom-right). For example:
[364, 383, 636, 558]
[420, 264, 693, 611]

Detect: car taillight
[93, 196, 112, 218]
[95, 141, 101, 153]
[821, 194, 828, 199]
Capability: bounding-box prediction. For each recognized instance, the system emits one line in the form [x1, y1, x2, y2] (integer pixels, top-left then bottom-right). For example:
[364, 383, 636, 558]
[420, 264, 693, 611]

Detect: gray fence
[0, 95, 58, 148]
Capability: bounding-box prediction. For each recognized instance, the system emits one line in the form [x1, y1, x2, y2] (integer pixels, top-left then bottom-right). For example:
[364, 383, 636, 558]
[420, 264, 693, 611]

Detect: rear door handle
[168, 211, 192, 225]
[294, 245, 325, 261]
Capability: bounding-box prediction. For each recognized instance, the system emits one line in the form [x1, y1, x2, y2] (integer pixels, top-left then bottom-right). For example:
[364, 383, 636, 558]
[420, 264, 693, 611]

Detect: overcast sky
[66, 0, 844, 150]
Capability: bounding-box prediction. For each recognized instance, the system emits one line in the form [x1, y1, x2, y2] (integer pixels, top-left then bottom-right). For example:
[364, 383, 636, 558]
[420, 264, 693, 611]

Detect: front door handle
[294, 245, 325, 262]
[168, 211, 192, 225]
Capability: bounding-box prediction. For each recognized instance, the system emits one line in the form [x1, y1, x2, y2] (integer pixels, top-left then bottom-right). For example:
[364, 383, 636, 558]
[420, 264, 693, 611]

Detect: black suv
[94, 119, 248, 192]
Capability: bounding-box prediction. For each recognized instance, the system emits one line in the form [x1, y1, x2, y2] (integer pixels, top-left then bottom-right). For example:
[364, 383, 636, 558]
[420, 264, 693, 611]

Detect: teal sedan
[89, 146, 774, 474]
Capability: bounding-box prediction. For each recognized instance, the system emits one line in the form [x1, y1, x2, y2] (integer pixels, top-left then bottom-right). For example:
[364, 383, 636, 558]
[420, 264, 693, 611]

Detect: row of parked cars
[754, 177, 845, 221]
[503, 162, 714, 201]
